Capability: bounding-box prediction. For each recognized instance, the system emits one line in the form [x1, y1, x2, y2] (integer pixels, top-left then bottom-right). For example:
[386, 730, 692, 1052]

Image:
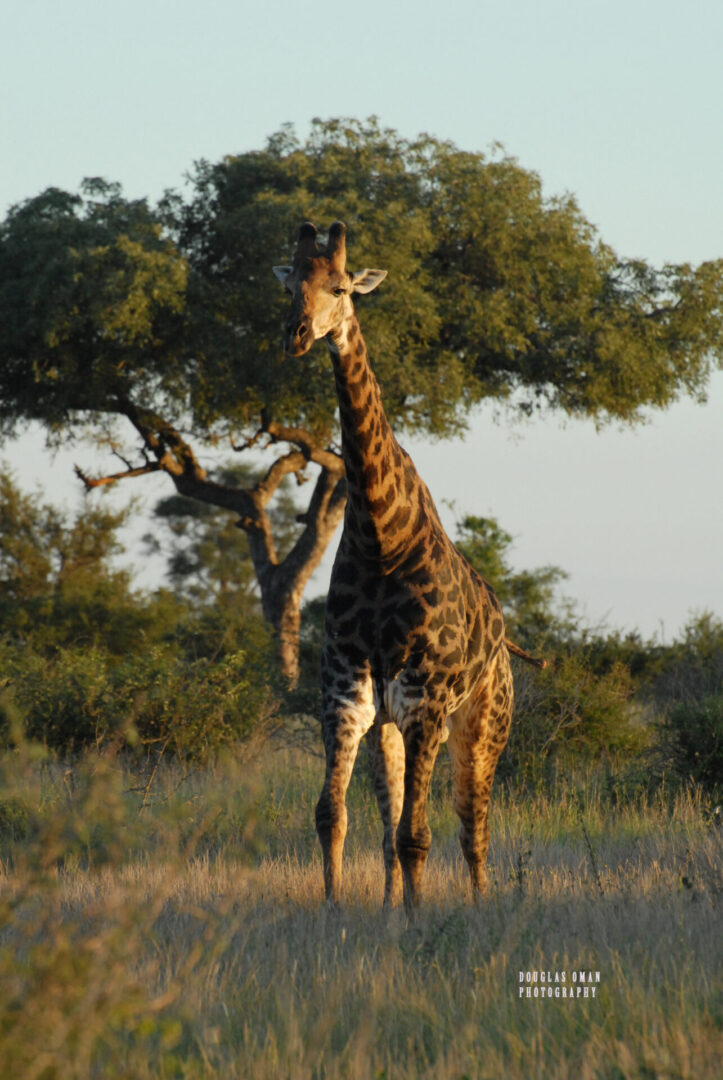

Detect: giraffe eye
[332, 286, 346, 297]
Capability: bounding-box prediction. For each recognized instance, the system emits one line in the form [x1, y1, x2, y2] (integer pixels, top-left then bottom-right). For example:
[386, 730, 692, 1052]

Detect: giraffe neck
[327, 312, 420, 561]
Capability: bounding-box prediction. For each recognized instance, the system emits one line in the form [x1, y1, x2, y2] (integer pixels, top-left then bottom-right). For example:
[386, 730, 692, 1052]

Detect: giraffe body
[274, 222, 513, 910]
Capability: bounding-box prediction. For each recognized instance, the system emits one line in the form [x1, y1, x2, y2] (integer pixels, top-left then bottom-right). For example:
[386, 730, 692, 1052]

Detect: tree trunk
[263, 586, 303, 687]
[78, 402, 347, 686]
[249, 461, 346, 685]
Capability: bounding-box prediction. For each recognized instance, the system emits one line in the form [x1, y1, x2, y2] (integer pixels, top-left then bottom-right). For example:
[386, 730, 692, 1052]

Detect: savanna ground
[1, 741, 721, 1080]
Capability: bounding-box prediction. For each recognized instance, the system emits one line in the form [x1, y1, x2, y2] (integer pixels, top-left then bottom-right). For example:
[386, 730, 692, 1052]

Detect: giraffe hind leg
[366, 721, 404, 907]
[447, 736, 497, 897]
[447, 660, 513, 898]
[396, 717, 445, 913]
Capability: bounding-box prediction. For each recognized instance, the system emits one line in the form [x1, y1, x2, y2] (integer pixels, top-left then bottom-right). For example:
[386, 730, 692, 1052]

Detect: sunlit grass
[1, 744, 721, 1078]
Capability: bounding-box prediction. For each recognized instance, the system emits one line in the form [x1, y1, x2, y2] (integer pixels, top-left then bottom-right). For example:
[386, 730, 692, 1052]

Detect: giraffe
[273, 221, 537, 912]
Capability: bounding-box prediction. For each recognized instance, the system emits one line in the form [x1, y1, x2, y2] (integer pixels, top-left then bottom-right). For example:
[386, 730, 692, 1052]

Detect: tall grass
[1, 743, 721, 1078]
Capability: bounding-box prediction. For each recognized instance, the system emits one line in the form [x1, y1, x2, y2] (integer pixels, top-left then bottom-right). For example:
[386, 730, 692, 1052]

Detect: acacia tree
[2, 119, 722, 682]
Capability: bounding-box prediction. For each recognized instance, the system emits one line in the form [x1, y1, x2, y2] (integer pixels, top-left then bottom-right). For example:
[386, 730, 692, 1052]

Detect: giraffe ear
[272, 265, 293, 286]
[350, 268, 387, 294]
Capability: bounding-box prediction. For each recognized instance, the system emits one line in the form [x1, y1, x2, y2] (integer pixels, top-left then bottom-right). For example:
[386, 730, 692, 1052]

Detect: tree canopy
[3, 118, 722, 443]
[2, 118, 722, 677]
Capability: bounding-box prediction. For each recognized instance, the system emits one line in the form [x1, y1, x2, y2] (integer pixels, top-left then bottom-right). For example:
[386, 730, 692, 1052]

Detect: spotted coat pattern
[275, 222, 514, 910]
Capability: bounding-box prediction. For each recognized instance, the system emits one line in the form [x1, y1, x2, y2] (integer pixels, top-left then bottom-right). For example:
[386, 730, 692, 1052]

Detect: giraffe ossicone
[274, 220, 521, 912]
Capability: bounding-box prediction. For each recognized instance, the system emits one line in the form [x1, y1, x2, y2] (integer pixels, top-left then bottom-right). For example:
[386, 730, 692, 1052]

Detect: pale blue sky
[2, 0, 722, 636]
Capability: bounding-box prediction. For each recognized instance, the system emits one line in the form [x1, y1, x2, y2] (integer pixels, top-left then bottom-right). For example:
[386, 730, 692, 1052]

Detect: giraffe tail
[504, 638, 549, 670]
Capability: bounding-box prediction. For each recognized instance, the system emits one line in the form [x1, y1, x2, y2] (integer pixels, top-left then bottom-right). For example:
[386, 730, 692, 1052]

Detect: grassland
[1, 743, 721, 1079]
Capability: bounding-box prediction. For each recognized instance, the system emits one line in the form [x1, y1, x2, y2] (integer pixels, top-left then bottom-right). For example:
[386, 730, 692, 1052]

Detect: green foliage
[454, 513, 572, 645]
[0, 468, 174, 654]
[1, 641, 273, 759]
[569, 627, 667, 682]
[3, 120, 720, 678]
[0, 794, 32, 843]
[147, 489, 259, 605]
[644, 613, 723, 793]
[662, 695, 723, 794]
[502, 612, 723, 790]
[2, 462, 720, 779]
[503, 651, 645, 783]
[185, 117, 723, 430]
[451, 509, 723, 787]
[287, 595, 327, 719]
[0, 179, 188, 436]
[2, 119, 722, 450]
[0, 471, 278, 757]
[649, 611, 723, 706]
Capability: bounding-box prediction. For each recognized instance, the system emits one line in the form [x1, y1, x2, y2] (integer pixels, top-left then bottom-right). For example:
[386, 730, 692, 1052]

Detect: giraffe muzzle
[284, 318, 313, 356]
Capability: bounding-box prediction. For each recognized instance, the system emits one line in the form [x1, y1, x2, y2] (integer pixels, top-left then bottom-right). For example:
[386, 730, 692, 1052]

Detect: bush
[501, 650, 647, 783]
[0, 469, 281, 759]
[0, 641, 277, 759]
[649, 612, 723, 708]
[660, 694, 723, 794]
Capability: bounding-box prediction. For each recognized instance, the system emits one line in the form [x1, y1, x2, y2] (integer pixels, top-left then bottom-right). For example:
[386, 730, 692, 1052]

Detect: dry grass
[1, 745, 721, 1079]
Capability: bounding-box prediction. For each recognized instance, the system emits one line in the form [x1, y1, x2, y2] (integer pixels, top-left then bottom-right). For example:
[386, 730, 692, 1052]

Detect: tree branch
[262, 418, 345, 476]
[229, 425, 265, 453]
[74, 460, 161, 490]
[274, 466, 347, 595]
[253, 449, 308, 507]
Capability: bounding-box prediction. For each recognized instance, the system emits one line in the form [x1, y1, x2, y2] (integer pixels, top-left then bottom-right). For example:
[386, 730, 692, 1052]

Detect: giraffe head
[273, 221, 387, 356]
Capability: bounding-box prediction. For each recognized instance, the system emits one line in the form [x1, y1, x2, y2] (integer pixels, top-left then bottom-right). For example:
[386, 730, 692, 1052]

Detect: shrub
[649, 612, 723, 708]
[502, 650, 647, 783]
[0, 641, 277, 759]
[659, 694, 723, 794]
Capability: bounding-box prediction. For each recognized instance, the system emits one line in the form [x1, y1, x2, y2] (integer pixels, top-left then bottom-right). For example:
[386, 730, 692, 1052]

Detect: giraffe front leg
[313, 708, 367, 902]
[396, 718, 444, 913]
[366, 721, 405, 907]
